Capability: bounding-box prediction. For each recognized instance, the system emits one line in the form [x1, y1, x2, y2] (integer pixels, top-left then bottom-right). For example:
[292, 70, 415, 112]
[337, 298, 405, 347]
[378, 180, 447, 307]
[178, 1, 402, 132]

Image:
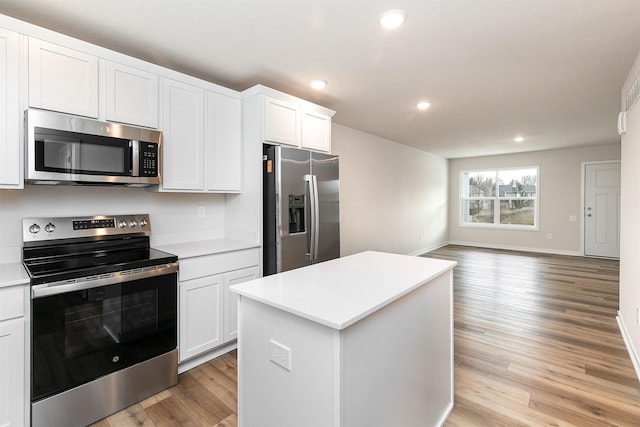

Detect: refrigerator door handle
[310, 174, 319, 261]
[304, 174, 319, 261]
[304, 174, 313, 260]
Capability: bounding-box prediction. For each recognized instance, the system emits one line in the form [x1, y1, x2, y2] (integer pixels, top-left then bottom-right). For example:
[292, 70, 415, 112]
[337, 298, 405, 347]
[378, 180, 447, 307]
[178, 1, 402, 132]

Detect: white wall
[448, 144, 620, 255]
[619, 49, 640, 376]
[0, 185, 227, 262]
[332, 124, 449, 257]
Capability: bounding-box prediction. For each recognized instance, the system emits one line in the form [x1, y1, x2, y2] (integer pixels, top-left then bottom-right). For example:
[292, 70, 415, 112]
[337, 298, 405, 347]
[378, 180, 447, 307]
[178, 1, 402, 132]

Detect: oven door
[31, 268, 177, 403]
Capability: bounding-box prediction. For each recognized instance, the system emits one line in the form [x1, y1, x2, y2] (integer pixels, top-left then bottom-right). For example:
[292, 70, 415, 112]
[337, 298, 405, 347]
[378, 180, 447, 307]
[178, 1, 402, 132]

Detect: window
[461, 167, 538, 229]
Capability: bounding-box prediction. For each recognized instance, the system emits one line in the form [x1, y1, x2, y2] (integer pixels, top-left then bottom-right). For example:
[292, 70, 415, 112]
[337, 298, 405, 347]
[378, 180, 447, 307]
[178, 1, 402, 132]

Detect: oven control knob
[44, 223, 56, 233]
[129, 219, 138, 228]
[139, 218, 148, 227]
[28, 224, 41, 234]
[118, 220, 127, 228]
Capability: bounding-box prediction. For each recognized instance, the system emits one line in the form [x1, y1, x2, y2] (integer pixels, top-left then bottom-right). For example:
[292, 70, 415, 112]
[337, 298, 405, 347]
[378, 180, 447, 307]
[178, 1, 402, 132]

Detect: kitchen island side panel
[236, 268, 454, 427]
[236, 296, 339, 427]
[341, 270, 454, 426]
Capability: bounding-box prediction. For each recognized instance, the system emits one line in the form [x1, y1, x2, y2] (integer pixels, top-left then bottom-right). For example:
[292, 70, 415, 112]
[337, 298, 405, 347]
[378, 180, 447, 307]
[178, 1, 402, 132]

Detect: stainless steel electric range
[22, 214, 179, 427]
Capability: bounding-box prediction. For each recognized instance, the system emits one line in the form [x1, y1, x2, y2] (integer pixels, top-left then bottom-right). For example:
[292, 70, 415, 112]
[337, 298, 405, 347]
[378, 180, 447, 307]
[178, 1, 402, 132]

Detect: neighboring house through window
[461, 167, 539, 229]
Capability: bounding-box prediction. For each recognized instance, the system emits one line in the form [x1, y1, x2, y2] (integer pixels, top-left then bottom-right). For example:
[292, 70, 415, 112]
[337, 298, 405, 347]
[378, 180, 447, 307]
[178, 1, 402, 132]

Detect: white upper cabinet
[105, 61, 159, 128]
[28, 38, 99, 118]
[263, 96, 301, 147]
[246, 85, 335, 153]
[28, 37, 159, 128]
[161, 78, 205, 191]
[0, 28, 20, 188]
[301, 108, 332, 152]
[160, 79, 241, 193]
[206, 92, 242, 192]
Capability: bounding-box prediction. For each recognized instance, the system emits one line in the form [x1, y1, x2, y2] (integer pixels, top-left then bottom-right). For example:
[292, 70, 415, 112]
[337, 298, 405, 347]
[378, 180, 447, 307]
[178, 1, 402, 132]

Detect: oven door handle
[31, 262, 179, 299]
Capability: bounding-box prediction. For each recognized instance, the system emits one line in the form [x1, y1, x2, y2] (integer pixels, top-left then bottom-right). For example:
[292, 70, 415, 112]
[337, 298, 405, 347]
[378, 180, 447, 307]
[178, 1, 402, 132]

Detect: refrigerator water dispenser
[288, 195, 305, 233]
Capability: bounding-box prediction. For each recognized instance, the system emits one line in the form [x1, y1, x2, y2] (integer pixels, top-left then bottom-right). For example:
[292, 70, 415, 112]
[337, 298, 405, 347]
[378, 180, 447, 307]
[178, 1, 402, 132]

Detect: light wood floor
[91, 245, 640, 427]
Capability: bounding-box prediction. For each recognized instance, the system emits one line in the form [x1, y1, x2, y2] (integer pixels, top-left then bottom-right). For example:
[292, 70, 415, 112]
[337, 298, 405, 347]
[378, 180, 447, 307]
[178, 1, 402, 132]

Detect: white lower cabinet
[223, 266, 259, 342]
[179, 274, 224, 361]
[178, 248, 259, 363]
[0, 285, 26, 427]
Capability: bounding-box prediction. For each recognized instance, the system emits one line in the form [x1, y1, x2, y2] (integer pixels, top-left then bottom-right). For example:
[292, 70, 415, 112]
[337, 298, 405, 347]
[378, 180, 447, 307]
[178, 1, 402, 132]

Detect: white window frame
[460, 166, 540, 231]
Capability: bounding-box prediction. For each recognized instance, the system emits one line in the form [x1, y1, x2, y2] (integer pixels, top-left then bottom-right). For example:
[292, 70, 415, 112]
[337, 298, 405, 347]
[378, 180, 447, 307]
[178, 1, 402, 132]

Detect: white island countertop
[231, 250, 456, 330]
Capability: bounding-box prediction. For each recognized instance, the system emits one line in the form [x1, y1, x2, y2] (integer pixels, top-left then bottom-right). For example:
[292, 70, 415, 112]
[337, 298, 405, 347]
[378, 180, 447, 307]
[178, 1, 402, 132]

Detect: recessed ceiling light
[417, 101, 431, 111]
[379, 9, 407, 30]
[310, 80, 327, 90]
[514, 136, 525, 143]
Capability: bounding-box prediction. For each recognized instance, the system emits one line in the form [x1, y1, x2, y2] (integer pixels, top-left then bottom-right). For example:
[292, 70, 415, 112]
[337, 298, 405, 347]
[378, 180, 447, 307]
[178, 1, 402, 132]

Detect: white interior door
[584, 162, 620, 258]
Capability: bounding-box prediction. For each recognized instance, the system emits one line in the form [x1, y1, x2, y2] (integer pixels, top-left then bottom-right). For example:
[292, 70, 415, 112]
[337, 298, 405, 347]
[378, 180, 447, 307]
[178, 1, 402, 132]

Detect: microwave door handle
[131, 140, 139, 176]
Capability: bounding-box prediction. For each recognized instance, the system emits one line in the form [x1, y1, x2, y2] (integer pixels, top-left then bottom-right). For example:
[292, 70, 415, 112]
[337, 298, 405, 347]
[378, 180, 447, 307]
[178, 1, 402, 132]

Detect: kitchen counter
[231, 251, 457, 427]
[155, 238, 260, 259]
[232, 250, 455, 329]
[0, 261, 30, 288]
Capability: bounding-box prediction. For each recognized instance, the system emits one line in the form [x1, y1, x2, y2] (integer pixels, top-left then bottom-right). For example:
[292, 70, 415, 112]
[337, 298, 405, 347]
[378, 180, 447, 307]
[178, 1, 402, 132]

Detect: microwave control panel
[139, 143, 159, 177]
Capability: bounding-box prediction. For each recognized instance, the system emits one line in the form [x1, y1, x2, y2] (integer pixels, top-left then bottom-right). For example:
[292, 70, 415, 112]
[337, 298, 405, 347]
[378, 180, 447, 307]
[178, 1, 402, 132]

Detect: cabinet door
[0, 318, 25, 427]
[179, 274, 223, 362]
[105, 61, 159, 128]
[206, 92, 241, 192]
[161, 78, 205, 191]
[0, 29, 20, 188]
[223, 266, 259, 343]
[302, 109, 332, 153]
[28, 38, 99, 118]
[263, 95, 301, 146]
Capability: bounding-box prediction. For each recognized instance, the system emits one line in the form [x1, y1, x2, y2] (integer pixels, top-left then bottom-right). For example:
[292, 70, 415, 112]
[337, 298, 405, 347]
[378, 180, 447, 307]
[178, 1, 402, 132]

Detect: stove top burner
[22, 214, 177, 285]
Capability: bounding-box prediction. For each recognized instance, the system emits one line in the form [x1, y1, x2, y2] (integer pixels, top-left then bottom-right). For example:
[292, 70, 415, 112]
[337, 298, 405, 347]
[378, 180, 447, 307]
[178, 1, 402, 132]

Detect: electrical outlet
[547, 233, 552, 240]
[197, 206, 206, 218]
[569, 215, 577, 222]
[269, 339, 292, 371]
[637, 307, 640, 326]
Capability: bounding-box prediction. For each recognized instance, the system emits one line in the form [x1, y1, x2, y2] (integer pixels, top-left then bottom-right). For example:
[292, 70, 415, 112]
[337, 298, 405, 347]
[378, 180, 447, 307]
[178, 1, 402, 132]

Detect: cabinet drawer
[179, 249, 259, 282]
[0, 286, 24, 321]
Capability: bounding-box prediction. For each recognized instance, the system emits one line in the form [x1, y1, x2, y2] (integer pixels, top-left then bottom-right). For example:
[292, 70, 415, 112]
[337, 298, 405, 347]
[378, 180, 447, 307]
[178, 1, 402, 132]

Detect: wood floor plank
[168, 371, 234, 425]
[189, 359, 238, 412]
[144, 393, 203, 427]
[103, 402, 157, 427]
[90, 245, 639, 426]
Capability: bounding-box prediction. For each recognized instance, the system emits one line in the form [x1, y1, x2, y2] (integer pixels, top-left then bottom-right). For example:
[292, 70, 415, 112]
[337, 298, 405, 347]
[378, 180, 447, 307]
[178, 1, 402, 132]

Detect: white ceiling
[1, 0, 639, 158]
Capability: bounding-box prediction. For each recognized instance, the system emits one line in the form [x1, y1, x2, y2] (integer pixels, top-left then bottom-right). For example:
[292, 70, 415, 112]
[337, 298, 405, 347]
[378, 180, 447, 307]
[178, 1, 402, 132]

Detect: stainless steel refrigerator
[263, 144, 340, 275]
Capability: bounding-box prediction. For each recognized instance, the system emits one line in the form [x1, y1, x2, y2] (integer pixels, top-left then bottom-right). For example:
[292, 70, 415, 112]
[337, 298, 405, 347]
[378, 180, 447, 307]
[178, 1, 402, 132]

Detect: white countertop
[231, 251, 457, 330]
[0, 262, 30, 289]
[155, 238, 260, 259]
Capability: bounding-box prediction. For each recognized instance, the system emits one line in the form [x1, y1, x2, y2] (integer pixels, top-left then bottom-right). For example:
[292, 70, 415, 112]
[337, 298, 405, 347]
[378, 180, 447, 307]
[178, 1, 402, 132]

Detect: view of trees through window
[462, 167, 538, 227]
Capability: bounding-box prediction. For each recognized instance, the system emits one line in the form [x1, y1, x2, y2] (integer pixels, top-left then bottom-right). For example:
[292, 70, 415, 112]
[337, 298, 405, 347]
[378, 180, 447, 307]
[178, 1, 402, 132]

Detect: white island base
[231, 251, 456, 427]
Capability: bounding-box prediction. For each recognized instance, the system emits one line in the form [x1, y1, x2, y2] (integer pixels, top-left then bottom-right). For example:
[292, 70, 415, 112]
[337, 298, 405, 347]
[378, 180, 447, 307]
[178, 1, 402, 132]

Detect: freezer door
[278, 146, 312, 272]
[312, 151, 340, 263]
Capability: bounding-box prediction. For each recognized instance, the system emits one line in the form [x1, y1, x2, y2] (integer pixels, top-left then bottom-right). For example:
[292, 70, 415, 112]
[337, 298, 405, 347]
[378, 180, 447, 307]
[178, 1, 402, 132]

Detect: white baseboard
[178, 341, 237, 374]
[409, 241, 450, 257]
[447, 240, 582, 257]
[617, 313, 640, 382]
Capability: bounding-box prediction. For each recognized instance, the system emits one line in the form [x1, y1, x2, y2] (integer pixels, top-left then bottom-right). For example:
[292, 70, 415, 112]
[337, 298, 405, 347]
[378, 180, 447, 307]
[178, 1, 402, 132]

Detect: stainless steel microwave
[25, 109, 162, 186]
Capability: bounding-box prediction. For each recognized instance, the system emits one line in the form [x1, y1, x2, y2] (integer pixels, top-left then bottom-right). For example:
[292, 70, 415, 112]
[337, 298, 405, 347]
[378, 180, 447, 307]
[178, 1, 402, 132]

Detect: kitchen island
[231, 251, 457, 427]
